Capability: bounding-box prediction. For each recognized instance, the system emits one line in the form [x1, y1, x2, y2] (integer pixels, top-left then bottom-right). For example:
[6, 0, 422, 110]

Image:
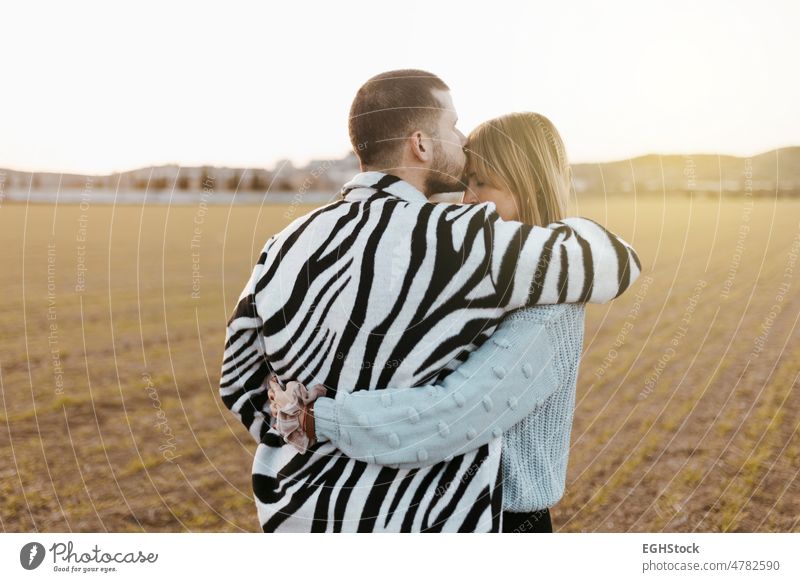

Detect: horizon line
[2, 144, 799, 177]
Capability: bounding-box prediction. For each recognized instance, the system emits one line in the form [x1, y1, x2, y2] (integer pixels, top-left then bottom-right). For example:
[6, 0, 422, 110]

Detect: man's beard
[424, 140, 466, 195]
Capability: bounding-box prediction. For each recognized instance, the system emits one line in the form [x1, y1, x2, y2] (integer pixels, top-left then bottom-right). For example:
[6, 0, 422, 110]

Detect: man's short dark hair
[348, 69, 450, 168]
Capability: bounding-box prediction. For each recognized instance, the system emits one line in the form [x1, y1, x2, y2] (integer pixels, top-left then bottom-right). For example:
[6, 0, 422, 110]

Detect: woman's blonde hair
[465, 112, 570, 226]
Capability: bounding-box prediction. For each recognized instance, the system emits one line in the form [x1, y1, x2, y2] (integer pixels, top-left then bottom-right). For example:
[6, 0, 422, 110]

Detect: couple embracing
[220, 69, 641, 532]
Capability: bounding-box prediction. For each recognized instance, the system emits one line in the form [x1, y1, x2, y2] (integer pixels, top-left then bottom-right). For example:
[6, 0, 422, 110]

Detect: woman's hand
[267, 374, 325, 453]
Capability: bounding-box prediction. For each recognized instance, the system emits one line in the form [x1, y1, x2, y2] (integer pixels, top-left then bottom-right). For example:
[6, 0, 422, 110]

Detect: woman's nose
[462, 190, 479, 204]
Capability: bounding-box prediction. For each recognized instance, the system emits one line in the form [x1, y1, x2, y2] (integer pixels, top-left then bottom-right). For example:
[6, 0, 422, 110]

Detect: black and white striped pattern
[220, 172, 640, 532]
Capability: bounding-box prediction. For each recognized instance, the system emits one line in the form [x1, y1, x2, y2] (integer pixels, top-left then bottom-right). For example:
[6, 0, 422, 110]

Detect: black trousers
[502, 508, 553, 533]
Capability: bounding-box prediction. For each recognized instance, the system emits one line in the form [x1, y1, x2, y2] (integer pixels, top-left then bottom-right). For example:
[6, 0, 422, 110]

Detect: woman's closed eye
[466, 176, 482, 190]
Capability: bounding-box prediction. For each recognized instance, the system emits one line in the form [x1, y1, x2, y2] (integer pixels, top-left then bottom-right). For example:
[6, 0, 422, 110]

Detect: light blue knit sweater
[313, 303, 586, 512]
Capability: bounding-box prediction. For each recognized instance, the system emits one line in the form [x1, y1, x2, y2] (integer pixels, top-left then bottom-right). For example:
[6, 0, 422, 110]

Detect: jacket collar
[341, 172, 429, 204]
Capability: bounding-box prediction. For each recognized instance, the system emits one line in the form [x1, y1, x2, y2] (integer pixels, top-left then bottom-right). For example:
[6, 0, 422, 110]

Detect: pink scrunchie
[268, 374, 326, 454]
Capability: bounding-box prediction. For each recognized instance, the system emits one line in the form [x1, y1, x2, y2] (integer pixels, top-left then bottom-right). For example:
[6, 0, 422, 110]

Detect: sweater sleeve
[485, 212, 641, 308]
[313, 308, 563, 468]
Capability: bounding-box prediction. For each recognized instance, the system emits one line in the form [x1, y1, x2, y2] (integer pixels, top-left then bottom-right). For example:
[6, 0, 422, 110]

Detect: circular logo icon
[20, 542, 46, 570]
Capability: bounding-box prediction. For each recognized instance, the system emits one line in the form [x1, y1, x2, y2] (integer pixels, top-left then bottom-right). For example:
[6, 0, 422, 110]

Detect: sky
[1, 0, 798, 174]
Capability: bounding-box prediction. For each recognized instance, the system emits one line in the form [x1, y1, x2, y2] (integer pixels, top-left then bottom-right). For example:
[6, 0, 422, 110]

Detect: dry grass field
[1, 194, 798, 532]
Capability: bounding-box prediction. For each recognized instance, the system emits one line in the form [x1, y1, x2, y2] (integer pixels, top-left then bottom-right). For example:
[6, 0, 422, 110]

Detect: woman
[269, 112, 638, 532]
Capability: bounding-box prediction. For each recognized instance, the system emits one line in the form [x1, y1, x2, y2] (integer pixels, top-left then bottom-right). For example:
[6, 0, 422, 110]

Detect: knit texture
[500, 303, 585, 511]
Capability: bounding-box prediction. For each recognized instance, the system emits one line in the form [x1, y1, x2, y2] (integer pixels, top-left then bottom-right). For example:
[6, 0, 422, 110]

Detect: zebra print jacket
[220, 171, 641, 532]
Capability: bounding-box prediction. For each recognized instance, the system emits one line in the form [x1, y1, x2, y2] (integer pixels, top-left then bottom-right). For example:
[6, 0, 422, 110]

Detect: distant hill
[2, 147, 799, 201]
[571, 147, 800, 196]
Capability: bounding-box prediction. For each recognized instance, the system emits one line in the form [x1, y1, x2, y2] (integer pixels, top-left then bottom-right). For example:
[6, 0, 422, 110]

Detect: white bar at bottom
[1, 533, 797, 581]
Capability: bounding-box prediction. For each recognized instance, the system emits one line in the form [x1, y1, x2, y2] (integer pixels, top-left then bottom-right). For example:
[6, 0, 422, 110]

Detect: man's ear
[408, 131, 432, 164]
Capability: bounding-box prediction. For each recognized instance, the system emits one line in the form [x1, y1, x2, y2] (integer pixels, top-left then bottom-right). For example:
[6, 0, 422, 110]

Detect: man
[220, 70, 639, 532]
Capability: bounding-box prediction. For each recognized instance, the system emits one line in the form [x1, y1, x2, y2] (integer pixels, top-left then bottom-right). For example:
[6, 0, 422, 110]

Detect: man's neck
[362, 166, 429, 198]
